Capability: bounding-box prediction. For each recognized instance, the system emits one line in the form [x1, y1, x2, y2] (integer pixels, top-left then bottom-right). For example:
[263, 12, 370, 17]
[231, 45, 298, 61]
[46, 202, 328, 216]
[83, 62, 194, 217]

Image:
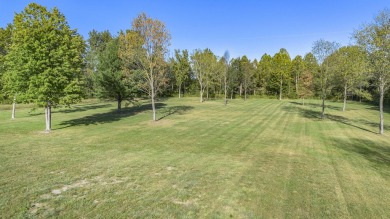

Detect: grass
[0, 97, 390, 218]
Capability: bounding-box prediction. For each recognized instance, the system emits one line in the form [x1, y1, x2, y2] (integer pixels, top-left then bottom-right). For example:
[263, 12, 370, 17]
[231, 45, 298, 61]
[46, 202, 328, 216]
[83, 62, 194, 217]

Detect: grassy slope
[0, 98, 389, 218]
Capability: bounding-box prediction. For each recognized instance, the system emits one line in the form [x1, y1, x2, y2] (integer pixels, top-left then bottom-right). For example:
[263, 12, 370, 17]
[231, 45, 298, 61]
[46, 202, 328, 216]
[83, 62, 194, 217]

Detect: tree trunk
[321, 95, 325, 119]
[379, 84, 384, 135]
[200, 84, 203, 102]
[302, 97, 305, 106]
[206, 85, 209, 100]
[359, 85, 362, 103]
[230, 89, 233, 100]
[150, 72, 156, 121]
[239, 83, 242, 97]
[279, 75, 283, 100]
[45, 101, 51, 133]
[224, 74, 227, 105]
[117, 95, 122, 113]
[295, 76, 298, 96]
[244, 86, 247, 100]
[179, 84, 181, 98]
[343, 84, 347, 112]
[11, 94, 16, 119]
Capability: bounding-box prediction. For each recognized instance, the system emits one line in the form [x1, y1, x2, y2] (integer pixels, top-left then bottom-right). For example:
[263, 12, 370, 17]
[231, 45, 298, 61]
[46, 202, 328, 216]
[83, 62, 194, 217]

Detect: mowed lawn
[1, 97, 390, 218]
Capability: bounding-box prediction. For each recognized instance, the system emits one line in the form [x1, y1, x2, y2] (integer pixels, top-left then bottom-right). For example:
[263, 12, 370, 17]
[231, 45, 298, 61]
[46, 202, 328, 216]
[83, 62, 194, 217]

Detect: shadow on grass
[284, 103, 377, 134]
[28, 103, 113, 116]
[57, 103, 193, 129]
[158, 105, 194, 121]
[330, 137, 390, 176]
[289, 101, 342, 111]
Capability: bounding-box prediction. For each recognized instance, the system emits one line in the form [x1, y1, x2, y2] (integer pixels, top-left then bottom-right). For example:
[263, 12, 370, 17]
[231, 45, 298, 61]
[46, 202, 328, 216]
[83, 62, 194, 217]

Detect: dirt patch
[51, 179, 89, 195]
[172, 198, 197, 206]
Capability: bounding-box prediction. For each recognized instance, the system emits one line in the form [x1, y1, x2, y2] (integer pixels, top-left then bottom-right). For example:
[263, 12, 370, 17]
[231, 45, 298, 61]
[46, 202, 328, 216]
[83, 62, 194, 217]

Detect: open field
[1, 97, 390, 218]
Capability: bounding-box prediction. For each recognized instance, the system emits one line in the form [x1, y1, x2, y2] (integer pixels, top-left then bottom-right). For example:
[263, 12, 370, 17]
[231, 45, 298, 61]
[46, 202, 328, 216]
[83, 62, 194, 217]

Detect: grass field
[1, 97, 390, 218]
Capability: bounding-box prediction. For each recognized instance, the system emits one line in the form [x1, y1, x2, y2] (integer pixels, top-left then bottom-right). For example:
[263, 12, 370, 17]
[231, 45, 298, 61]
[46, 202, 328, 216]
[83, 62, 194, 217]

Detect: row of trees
[0, 3, 389, 134]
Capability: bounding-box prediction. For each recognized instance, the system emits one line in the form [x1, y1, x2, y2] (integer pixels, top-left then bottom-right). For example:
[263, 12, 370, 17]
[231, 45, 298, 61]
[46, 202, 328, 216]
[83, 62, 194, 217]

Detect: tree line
[0, 3, 389, 134]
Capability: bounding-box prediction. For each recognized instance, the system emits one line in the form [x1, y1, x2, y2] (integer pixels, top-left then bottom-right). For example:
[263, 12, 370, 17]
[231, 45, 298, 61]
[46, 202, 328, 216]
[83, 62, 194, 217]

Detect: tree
[354, 9, 390, 134]
[257, 53, 273, 95]
[0, 24, 13, 113]
[84, 30, 112, 98]
[128, 13, 171, 121]
[240, 56, 254, 100]
[223, 51, 230, 105]
[171, 49, 191, 98]
[298, 53, 318, 104]
[291, 55, 305, 97]
[328, 46, 368, 111]
[273, 48, 291, 100]
[191, 49, 216, 102]
[96, 37, 135, 112]
[3, 3, 85, 132]
[312, 39, 339, 119]
[227, 57, 241, 99]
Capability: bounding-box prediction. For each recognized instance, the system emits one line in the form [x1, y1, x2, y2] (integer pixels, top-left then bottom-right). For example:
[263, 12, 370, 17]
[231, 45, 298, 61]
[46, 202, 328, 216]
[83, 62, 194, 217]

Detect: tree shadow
[284, 103, 377, 134]
[157, 105, 194, 121]
[289, 101, 342, 111]
[28, 103, 112, 116]
[57, 103, 194, 129]
[57, 103, 166, 129]
[329, 137, 390, 177]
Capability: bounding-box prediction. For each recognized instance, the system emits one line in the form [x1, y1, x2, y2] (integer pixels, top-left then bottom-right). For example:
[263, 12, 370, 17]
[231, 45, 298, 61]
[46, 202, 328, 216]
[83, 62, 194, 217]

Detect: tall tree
[171, 49, 191, 98]
[240, 56, 254, 100]
[257, 53, 273, 95]
[0, 24, 13, 113]
[273, 48, 291, 100]
[298, 53, 318, 104]
[96, 37, 135, 112]
[130, 13, 171, 121]
[223, 51, 230, 105]
[84, 30, 112, 98]
[227, 57, 241, 99]
[354, 9, 390, 134]
[3, 3, 85, 132]
[291, 55, 305, 97]
[328, 46, 368, 111]
[312, 39, 339, 119]
[191, 49, 216, 102]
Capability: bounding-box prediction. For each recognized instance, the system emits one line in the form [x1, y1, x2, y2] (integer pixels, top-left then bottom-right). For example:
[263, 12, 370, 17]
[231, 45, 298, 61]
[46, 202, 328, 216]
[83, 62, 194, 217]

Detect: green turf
[1, 98, 389, 218]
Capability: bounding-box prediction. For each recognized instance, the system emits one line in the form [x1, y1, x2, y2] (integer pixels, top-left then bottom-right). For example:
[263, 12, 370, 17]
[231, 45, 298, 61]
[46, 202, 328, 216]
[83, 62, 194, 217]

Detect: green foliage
[96, 37, 135, 110]
[84, 30, 112, 98]
[171, 49, 191, 96]
[3, 3, 85, 107]
[272, 48, 291, 99]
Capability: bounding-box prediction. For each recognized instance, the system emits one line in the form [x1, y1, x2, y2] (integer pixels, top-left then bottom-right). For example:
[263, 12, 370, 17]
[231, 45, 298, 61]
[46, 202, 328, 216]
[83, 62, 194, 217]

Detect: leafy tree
[273, 48, 291, 100]
[84, 30, 112, 98]
[129, 13, 171, 121]
[328, 46, 368, 111]
[223, 51, 230, 105]
[312, 39, 339, 119]
[291, 55, 305, 97]
[96, 37, 135, 112]
[3, 3, 85, 132]
[257, 53, 273, 95]
[0, 24, 12, 107]
[227, 57, 241, 99]
[171, 49, 191, 98]
[354, 8, 390, 134]
[298, 53, 318, 104]
[191, 48, 216, 102]
[240, 56, 254, 100]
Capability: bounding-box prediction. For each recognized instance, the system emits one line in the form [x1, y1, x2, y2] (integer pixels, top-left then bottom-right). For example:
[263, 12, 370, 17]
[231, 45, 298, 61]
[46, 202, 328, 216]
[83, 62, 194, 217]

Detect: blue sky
[1, 1, 388, 60]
